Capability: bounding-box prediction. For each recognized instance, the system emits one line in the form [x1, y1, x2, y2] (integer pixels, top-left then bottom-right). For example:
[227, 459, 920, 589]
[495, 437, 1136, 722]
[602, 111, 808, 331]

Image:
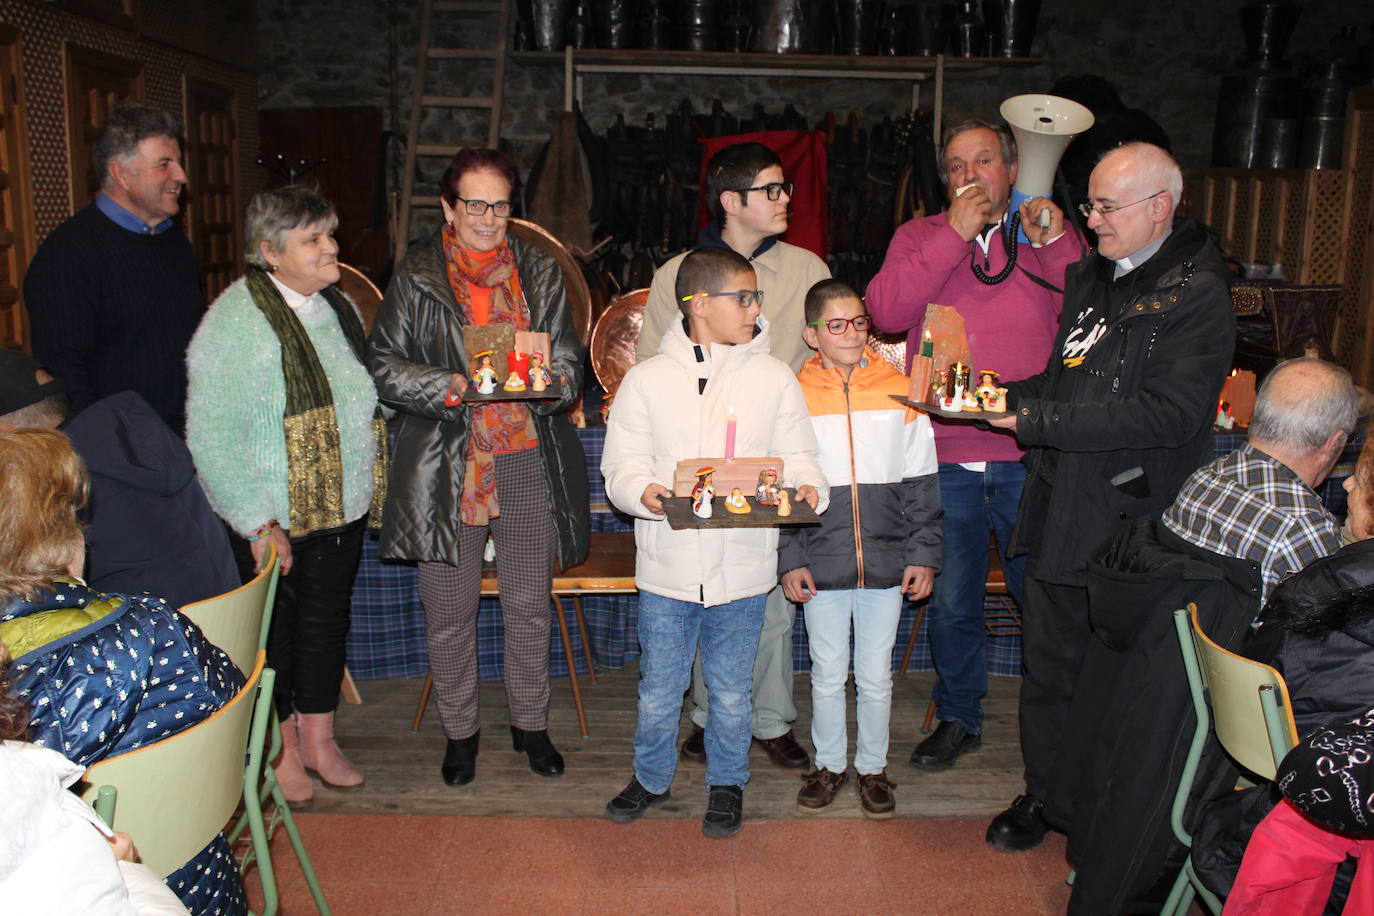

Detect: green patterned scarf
[245, 267, 389, 536]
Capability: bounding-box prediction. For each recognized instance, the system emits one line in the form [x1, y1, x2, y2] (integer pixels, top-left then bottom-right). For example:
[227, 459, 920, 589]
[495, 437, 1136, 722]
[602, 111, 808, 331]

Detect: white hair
[1099, 142, 1184, 218]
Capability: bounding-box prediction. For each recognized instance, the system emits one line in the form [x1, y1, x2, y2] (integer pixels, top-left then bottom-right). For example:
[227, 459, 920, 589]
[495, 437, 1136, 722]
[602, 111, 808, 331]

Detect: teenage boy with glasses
[782, 279, 942, 818]
[637, 141, 832, 775]
[603, 247, 827, 837]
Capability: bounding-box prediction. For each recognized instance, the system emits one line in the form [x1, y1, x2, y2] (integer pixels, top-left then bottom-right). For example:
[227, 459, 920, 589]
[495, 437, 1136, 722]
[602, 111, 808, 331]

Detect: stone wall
[259, 0, 1374, 179]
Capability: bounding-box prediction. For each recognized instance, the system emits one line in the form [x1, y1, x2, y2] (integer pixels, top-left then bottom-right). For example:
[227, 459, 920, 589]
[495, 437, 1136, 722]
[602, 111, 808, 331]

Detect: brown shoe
[857, 771, 896, 819]
[680, 725, 707, 764]
[753, 730, 810, 770]
[797, 768, 848, 812]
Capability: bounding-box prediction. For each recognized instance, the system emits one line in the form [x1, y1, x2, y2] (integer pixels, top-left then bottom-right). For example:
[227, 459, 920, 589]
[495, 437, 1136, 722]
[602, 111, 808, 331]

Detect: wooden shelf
[512, 48, 1041, 78]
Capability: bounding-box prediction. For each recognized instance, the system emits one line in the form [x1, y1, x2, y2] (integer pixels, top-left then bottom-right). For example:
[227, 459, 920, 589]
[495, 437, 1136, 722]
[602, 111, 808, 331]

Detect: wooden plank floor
[324, 664, 1025, 821]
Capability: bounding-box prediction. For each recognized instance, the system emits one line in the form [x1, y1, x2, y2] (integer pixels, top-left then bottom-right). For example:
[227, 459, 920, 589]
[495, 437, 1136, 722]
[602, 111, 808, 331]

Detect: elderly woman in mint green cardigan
[185, 185, 388, 808]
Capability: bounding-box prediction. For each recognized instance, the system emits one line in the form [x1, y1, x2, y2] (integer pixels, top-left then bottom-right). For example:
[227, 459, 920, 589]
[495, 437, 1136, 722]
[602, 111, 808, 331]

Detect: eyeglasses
[807, 314, 873, 335]
[680, 289, 766, 308]
[452, 196, 512, 217]
[733, 181, 794, 202]
[1078, 189, 1166, 219]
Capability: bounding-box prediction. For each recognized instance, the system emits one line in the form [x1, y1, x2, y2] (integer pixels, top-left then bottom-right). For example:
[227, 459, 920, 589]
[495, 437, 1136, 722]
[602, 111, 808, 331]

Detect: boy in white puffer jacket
[601, 247, 828, 838]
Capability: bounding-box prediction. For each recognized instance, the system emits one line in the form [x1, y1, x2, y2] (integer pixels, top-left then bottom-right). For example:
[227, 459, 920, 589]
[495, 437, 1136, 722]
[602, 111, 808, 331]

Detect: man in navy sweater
[23, 102, 203, 434]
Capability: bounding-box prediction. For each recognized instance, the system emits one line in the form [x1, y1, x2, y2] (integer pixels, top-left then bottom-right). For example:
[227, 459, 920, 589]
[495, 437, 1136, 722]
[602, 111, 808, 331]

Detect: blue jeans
[928, 461, 1027, 735]
[633, 590, 767, 794]
[805, 586, 903, 775]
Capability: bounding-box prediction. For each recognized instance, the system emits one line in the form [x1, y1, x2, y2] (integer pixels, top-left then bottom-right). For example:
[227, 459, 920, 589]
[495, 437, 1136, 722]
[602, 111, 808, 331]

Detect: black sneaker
[604, 777, 670, 824]
[986, 794, 1048, 852]
[702, 784, 744, 838]
[909, 720, 982, 771]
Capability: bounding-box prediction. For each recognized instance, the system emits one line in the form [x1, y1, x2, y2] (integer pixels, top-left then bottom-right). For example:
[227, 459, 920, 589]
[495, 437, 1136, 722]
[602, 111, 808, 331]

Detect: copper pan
[590, 288, 648, 396]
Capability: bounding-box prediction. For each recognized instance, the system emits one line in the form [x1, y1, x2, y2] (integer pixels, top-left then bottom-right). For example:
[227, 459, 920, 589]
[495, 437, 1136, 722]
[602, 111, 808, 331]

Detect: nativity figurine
[755, 467, 781, 506]
[529, 351, 552, 392]
[691, 467, 716, 519]
[725, 487, 751, 514]
[470, 350, 499, 395]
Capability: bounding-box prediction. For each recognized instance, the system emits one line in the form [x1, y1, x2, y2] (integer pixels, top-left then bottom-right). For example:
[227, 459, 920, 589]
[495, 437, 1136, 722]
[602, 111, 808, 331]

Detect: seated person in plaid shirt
[1162, 357, 1359, 605]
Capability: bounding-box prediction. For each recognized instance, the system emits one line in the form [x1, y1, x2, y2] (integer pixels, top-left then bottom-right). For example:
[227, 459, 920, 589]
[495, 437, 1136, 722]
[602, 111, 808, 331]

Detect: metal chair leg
[412, 670, 433, 733]
[551, 595, 589, 737]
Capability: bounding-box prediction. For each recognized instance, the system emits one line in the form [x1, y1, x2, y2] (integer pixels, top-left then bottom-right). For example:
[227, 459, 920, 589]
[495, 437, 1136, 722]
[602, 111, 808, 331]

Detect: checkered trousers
[418, 445, 557, 738]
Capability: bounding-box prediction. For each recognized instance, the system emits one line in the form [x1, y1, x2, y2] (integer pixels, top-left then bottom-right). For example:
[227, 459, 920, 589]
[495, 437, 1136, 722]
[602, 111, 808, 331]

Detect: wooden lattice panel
[1339, 87, 1374, 385]
[1189, 167, 1351, 285]
[1304, 170, 1349, 284]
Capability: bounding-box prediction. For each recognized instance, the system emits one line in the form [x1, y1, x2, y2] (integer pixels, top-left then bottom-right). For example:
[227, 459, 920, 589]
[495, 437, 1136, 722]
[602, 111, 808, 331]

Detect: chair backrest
[1187, 603, 1299, 779]
[507, 217, 593, 344]
[589, 288, 647, 395]
[180, 545, 279, 676]
[81, 652, 265, 878]
[336, 262, 384, 335]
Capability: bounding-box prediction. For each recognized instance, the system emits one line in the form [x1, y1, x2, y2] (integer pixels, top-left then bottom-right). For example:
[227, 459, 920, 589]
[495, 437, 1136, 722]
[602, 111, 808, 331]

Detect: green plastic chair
[182, 546, 331, 915]
[83, 654, 265, 878]
[180, 544, 280, 677]
[1162, 603, 1299, 916]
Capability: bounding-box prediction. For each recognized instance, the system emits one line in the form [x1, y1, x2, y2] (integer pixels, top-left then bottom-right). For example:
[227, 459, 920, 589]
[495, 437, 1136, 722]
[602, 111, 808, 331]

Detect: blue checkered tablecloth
[345, 426, 1358, 682]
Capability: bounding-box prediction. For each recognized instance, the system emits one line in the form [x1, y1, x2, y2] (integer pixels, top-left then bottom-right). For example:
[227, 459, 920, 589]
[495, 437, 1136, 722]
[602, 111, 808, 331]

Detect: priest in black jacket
[983, 142, 1237, 853]
[23, 102, 202, 434]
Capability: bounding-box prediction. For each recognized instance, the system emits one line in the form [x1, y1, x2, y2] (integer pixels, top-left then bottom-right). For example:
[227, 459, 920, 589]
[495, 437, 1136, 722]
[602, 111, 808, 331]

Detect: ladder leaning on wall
[396, 0, 512, 266]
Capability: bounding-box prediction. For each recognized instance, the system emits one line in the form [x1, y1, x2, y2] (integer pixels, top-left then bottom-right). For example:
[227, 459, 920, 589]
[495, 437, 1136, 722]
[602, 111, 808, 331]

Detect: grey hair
[1098, 142, 1184, 217]
[1249, 358, 1358, 452]
[939, 119, 1017, 182]
[244, 185, 338, 269]
[93, 103, 181, 187]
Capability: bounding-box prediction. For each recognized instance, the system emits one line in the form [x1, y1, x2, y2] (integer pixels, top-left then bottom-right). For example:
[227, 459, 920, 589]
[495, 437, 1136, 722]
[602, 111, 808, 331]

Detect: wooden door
[184, 78, 240, 301]
[63, 44, 143, 213]
[0, 26, 36, 351]
[258, 107, 391, 283]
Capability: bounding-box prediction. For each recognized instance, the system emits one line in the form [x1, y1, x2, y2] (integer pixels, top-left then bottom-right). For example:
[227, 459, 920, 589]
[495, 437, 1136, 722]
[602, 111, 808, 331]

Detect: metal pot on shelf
[982, 0, 1039, 57]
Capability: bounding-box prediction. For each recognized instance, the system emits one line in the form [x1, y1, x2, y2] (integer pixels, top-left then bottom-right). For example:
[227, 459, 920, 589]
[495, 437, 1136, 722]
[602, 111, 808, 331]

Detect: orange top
[464, 245, 525, 326]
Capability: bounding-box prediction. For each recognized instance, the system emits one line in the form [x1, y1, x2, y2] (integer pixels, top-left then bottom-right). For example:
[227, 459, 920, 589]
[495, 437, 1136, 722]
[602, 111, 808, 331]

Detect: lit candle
[921, 329, 933, 358]
[725, 406, 737, 461]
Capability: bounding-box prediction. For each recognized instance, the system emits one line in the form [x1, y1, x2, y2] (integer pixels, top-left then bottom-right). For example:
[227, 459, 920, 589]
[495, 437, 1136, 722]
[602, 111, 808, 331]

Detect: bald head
[1249, 358, 1358, 486]
[1087, 143, 1183, 261]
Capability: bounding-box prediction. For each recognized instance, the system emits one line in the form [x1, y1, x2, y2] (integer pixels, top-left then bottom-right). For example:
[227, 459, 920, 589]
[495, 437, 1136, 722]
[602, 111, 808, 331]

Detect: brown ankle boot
[274, 714, 314, 807]
[296, 710, 364, 789]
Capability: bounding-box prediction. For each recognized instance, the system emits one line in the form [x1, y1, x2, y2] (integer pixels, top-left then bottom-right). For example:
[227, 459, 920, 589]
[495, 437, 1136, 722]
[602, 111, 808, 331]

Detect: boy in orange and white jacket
[779, 278, 942, 818]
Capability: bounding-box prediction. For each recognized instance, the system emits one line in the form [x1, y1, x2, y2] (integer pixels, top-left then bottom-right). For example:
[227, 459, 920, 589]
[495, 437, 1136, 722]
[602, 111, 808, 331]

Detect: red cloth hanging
[695, 130, 829, 261]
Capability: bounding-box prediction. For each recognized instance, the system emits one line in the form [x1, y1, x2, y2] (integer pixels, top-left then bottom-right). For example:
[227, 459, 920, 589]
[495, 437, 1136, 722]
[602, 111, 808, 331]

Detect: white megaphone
[1000, 94, 1094, 244]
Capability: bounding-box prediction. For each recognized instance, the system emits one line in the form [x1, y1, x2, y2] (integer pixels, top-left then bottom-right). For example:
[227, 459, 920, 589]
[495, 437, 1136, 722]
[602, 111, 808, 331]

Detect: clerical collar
[1113, 228, 1173, 280]
[95, 192, 173, 235]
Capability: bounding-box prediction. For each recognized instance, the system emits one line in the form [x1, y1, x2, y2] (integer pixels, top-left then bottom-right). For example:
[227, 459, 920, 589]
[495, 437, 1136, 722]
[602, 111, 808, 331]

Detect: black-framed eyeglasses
[807, 314, 873, 335]
[680, 289, 765, 308]
[453, 195, 512, 217]
[733, 181, 794, 202]
[1078, 189, 1166, 219]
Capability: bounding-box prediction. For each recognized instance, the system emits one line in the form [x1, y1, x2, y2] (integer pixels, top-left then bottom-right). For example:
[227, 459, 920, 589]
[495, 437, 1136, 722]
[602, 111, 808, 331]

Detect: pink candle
[724, 406, 737, 460]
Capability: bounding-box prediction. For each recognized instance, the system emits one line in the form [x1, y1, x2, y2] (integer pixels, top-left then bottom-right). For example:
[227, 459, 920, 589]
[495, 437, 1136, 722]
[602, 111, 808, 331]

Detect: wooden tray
[661, 491, 821, 529]
[461, 383, 563, 404]
[889, 394, 1011, 422]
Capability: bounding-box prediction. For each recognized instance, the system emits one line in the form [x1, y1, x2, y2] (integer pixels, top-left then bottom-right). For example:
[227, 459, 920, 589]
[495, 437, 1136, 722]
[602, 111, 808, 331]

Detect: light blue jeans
[633, 590, 767, 794]
[804, 586, 903, 775]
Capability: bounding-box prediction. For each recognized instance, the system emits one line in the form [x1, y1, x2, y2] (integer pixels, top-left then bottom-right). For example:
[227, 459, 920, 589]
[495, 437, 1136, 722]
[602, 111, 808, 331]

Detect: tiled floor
[247, 812, 1073, 915]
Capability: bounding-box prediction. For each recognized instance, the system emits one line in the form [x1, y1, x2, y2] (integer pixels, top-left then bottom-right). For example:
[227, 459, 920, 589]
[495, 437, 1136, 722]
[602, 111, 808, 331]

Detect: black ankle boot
[511, 726, 565, 777]
[441, 731, 479, 786]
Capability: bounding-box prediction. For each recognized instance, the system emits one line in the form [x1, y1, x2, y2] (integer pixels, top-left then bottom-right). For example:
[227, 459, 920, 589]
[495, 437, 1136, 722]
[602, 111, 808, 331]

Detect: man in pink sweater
[867, 119, 1080, 774]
